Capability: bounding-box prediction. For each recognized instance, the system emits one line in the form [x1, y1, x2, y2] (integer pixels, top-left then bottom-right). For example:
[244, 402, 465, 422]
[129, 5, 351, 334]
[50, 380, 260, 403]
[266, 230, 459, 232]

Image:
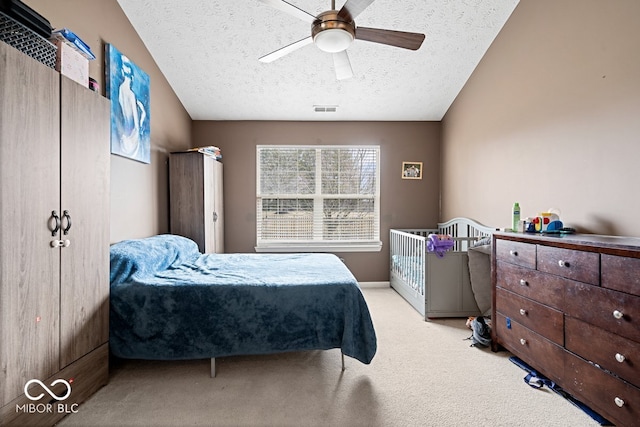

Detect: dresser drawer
[496, 261, 565, 310]
[566, 316, 640, 386]
[537, 245, 599, 285]
[495, 239, 536, 269]
[602, 254, 640, 295]
[495, 313, 565, 383]
[564, 351, 640, 427]
[496, 288, 564, 345]
[565, 282, 640, 343]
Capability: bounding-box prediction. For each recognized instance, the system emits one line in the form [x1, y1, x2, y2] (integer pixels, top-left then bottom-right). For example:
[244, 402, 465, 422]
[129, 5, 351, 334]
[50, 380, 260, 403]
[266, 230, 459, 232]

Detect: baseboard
[359, 281, 390, 288]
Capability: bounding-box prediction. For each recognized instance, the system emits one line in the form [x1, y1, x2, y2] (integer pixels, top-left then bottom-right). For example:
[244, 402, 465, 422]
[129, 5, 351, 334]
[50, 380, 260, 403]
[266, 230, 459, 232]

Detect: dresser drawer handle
[558, 260, 569, 267]
[519, 309, 527, 316]
[615, 353, 626, 363]
[614, 397, 625, 408]
[510, 250, 518, 256]
[519, 279, 527, 286]
[613, 310, 624, 320]
[520, 338, 527, 345]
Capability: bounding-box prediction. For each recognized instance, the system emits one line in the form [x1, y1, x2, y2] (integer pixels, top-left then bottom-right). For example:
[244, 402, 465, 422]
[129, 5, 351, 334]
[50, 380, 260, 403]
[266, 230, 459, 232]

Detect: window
[256, 145, 381, 252]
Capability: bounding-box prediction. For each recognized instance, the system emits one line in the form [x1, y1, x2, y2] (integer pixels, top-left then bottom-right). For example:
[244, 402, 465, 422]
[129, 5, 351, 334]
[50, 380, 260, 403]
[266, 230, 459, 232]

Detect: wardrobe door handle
[62, 210, 72, 235]
[50, 239, 71, 248]
[50, 211, 61, 236]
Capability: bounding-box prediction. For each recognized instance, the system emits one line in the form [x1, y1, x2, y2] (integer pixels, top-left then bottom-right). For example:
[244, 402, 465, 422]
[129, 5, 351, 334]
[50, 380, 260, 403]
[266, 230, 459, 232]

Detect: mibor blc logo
[16, 379, 79, 414]
[25, 379, 72, 401]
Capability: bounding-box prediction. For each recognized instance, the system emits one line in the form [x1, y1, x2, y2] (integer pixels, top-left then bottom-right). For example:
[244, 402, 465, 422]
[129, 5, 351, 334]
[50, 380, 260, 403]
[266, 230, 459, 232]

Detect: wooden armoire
[0, 41, 110, 426]
[169, 151, 224, 253]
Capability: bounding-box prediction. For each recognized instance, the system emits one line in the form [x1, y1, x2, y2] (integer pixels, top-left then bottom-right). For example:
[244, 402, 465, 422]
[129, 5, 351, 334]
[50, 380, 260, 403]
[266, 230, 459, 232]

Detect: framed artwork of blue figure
[106, 43, 151, 164]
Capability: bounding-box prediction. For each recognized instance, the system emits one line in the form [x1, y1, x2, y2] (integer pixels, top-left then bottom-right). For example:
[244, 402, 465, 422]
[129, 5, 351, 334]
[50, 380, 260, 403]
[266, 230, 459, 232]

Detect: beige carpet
[57, 288, 599, 427]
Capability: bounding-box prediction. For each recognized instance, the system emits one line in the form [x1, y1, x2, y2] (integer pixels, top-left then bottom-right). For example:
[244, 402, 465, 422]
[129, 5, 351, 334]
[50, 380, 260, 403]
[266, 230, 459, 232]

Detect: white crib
[390, 217, 497, 320]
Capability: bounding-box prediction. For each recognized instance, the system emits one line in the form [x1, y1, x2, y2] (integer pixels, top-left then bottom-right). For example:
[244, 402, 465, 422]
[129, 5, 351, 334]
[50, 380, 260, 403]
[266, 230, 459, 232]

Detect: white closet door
[212, 159, 224, 253]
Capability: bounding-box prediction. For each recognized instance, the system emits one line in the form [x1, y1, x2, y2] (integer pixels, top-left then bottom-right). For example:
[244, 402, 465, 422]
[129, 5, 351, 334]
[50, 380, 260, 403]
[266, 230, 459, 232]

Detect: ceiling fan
[258, 0, 426, 80]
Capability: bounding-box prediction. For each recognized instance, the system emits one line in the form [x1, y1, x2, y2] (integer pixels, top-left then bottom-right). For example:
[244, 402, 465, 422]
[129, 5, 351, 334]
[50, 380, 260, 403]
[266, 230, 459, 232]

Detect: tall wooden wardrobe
[169, 151, 224, 253]
[0, 41, 110, 426]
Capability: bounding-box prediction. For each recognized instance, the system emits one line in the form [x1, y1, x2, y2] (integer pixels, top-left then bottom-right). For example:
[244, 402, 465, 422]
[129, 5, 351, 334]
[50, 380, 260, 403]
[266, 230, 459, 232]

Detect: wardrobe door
[203, 155, 225, 253]
[59, 76, 110, 366]
[170, 152, 207, 251]
[0, 43, 61, 406]
[211, 159, 224, 253]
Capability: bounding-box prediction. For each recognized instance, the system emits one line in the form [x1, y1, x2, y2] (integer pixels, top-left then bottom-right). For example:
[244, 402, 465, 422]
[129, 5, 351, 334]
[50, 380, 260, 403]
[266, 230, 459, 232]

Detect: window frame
[255, 144, 382, 253]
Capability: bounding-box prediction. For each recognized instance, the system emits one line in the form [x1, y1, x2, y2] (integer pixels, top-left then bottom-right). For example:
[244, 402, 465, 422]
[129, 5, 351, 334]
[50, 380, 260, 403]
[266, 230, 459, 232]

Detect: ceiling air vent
[314, 105, 338, 113]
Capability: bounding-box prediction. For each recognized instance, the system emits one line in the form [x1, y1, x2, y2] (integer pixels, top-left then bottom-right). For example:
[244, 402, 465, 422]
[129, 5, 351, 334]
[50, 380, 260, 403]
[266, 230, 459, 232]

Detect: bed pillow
[110, 234, 200, 285]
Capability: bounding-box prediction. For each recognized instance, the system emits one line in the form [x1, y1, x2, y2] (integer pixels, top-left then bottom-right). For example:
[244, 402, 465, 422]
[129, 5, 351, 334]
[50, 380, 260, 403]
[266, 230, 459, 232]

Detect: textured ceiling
[116, 0, 519, 121]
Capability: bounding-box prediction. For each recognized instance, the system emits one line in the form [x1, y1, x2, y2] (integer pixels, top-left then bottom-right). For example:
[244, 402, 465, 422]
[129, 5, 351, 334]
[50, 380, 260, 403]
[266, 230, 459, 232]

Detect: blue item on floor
[509, 356, 612, 426]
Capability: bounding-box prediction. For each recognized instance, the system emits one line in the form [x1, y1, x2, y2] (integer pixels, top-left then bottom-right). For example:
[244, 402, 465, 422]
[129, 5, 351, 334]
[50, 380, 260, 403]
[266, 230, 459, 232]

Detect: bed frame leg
[341, 353, 345, 371]
[210, 358, 216, 378]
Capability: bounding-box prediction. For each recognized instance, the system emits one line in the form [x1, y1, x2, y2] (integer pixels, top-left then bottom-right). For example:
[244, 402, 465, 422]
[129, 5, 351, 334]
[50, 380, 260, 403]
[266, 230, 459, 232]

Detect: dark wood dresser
[492, 232, 640, 426]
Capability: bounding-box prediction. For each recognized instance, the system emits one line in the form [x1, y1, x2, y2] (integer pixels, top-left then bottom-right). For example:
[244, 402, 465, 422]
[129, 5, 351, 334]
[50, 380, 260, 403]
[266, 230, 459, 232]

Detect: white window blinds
[256, 145, 381, 252]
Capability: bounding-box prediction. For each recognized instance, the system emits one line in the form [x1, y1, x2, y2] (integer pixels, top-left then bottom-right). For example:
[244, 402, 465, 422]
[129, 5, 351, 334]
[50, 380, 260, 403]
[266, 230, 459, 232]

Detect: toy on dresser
[524, 210, 565, 233]
[533, 212, 563, 232]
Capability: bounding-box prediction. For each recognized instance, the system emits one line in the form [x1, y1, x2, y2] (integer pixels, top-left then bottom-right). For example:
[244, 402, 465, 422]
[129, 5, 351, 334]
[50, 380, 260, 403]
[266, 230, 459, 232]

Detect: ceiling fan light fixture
[314, 28, 354, 53]
[259, 1, 426, 80]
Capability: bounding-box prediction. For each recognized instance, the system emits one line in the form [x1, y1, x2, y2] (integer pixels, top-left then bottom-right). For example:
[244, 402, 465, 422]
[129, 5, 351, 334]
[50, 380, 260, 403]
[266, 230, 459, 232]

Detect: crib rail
[390, 229, 436, 297]
[438, 217, 497, 251]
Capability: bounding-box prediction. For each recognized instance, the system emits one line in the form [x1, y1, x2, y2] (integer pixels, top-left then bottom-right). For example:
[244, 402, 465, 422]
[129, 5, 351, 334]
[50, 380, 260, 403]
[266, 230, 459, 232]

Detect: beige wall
[25, 0, 193, 242]
[192, 121, 440, 282]
[441, 0, 640, 236]
[25, 0, 638, 281]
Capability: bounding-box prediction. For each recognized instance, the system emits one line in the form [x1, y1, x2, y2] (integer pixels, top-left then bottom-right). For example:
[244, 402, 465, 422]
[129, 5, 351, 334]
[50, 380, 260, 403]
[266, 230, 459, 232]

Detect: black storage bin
[0, 11, 56, 69]
[1, 0, 52, 37]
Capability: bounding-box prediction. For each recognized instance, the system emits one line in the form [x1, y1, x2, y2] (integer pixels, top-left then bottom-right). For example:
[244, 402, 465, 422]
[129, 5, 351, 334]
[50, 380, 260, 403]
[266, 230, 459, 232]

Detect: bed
[109, 234, 377, 376]
[390, 217, 497, 320]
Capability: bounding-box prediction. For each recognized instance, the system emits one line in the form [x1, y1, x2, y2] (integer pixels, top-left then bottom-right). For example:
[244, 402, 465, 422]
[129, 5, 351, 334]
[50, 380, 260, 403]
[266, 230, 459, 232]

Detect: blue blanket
[109, 235, 377, 364]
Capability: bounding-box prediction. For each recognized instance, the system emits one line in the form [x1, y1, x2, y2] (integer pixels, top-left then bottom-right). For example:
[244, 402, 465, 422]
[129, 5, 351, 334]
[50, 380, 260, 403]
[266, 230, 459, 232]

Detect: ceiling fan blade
[338, 0, 375, 22]
[333, 50, 353, 80]
[258, 0, 317, 24]
[356, 27, 425, 50]
[259, 36, 314, 63]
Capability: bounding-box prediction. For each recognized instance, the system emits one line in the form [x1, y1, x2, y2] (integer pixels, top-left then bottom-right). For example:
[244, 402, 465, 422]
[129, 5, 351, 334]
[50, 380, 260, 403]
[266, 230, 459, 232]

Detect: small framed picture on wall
[402, 162, 423, 180]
